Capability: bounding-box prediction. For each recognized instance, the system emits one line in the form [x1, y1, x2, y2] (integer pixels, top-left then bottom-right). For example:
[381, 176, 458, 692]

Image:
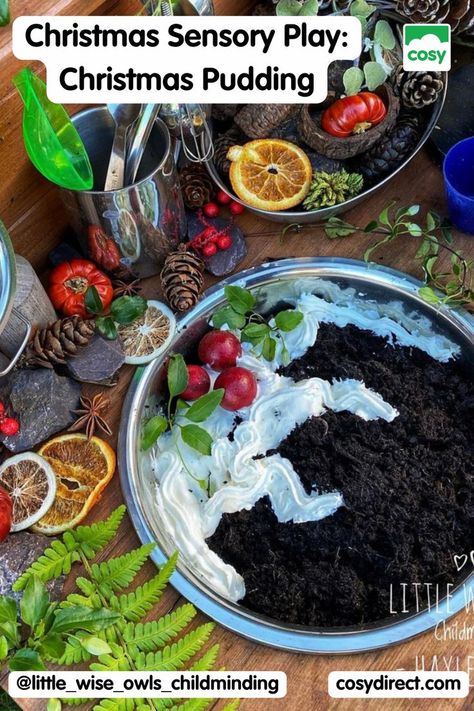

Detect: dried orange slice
[118, 300, 176, 365]
[0, 453, 56, 532]
[32, 434, 116, 535]
[227, 139, 312, 212]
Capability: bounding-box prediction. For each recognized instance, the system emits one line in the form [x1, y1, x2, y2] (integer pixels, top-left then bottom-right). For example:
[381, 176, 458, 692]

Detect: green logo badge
[403, 24, 451, 71]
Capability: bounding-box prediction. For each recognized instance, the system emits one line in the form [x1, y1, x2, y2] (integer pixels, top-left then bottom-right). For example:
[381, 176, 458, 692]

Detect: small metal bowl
[119, 257, 474, 653]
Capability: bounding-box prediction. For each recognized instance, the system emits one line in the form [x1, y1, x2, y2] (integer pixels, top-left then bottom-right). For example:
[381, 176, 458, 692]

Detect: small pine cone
[355, 114, 422, 183]
[180, 164, 215, 209]
[20, 316, 96, 369]
[212, 104, 241, 122]
[161, 244, 204, 313]
[214, 127, 245, 177]
[396, 0, 450, 22]
[392, 66, 444, 109]
[235, 104, 295, 139]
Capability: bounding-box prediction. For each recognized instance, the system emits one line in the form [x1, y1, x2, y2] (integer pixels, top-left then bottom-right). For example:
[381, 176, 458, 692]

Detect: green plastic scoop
[13, 68, 93, 190]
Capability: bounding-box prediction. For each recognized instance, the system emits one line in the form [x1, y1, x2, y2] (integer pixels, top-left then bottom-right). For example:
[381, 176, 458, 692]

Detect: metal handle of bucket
[0, 308, 32, 377]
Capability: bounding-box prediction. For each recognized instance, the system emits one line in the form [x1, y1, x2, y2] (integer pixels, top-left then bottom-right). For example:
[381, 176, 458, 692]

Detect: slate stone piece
[0, 369, 81, 452]
[187, 213, 247, 277]
[0, 530, 64, 601]
[67, 334, 125, 384]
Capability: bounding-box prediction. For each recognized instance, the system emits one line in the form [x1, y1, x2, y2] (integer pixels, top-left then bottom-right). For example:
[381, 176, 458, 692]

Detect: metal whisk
[160, 104, 214, 163]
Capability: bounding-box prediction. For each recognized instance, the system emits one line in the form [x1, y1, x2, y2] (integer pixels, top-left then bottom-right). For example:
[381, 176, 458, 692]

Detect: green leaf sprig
[324, 202, 474, 309]
[85, 286, 148, 340]
[276, 0, 319, 16]
[213, 285, 304, 365]
[0, 506, 239, 711]
[142, 354, 224, 457]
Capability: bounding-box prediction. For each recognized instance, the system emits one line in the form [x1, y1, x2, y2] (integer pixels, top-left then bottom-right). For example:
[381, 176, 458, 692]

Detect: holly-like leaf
[241, 323, 270, 345]
[185, 390, 224, 423]
[363, 61, 386, 91]
[20, 576, 49, 629]
[111, 296, 147, 325]
[180, 425, 213, 456]
[96, 316, 118, 340]
[224, 285, 255, 315]
[85, 286, 104, 315]
[212, 306, 246, 330]
[343, 67, 364, 96]
[9, 648, 46, 671]
[168, 354, 189, 398]
[274, 310, 304, 332]
[142, 415, 168, 451]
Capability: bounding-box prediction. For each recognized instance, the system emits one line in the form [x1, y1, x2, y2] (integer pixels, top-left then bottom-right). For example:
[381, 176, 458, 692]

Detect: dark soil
[207, 323, 474, 627]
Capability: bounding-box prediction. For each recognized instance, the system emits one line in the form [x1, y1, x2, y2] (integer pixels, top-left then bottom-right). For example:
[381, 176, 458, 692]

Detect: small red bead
[229, 201, 245, 216]
[216, 190, 232, 206]
[203, 202, 220, 218]
[217, 235, 232, 250]
[0, 418, 20, 437]
[202, 243, 218, 258]
[202, 227, 215, 240]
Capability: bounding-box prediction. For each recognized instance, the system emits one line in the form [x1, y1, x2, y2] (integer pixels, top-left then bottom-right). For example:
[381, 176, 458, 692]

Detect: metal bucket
[61, 108, 187, 278]
[119, 257, 474, 654]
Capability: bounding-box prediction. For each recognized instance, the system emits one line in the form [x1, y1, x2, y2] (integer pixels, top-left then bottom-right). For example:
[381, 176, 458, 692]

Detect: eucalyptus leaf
[111, 296, 147, 325]
[426, 211, 437, 232]
[142, 415, 168, 451]
[20, 576, 49, 629]
[95, 316, 118, 340]
[9, 648, 46, 671]
[185, 389, 224, 423]
[224, 285, 255, 315]
[343, 67, 364, 96]
[167, 354, 189, 398]
[350, 0, 374, 19]
[407, 222, 423, 237]
[406, 204, 420, 216]
[274, 310, 304, 332]
[180, 424, 213, 456]
[212, 305, 246, 330]
[363, 61, 386, 91]
[85, 286, 104, 316]
[374, 20, 395, 50]
[423, 255, 438, 280]
[276, 0, 319, 16]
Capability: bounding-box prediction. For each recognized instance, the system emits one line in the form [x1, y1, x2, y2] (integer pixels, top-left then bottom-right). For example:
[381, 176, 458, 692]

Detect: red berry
[202, 243, 218, 258]
[216, 190, 232, 206]
[202, 227, 215, 240]
[0, 403, 5, 419]
[217, 235, 232, 250]
[203, 202, 220, 218]
[0, 418, 20, 437]
[180, 365, 211, 401]
[229, 201, 245, 216]
[215, 367, 257, 411]
[198, 330, 242, 371]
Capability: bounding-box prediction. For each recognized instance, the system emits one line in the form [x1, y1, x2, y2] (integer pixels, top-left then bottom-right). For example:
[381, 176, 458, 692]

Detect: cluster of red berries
[202, 190, 246, 220]
[189, 191, 246, 259]
[0, 403, 20, 437]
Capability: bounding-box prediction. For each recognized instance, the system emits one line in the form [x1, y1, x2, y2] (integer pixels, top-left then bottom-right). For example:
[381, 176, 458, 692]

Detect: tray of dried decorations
[206, 2, 447, 222]
[119, 257, 474, 653]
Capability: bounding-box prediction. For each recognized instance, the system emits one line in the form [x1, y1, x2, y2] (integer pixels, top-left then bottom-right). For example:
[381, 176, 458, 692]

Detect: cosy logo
[403, 24, 451, 71]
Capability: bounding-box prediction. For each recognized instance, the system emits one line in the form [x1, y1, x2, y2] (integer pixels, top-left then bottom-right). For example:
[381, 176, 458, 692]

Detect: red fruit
[217, 235, 232, 250]
[229, 201, 245, 216]
[216, 190, 232, 206]
[215, 367, 257, 411]
[0, 402, 5, 418]
[198, 330, 242, 371]
[203, 202, 220, 218]
[0, 418, 19, 437]
[202, 243, 218, 258]
[0, 487, 12, 542]
[180, 365, 211, 401]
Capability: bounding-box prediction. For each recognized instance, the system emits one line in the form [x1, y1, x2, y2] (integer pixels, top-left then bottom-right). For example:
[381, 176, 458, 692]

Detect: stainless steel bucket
[61, 108, 187, 278]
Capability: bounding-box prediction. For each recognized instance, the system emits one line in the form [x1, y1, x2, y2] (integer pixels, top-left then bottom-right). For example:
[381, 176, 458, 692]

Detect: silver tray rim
[118, 257, 474, 654]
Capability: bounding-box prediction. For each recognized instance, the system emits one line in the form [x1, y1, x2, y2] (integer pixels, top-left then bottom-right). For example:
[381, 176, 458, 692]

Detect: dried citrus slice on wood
[118, 299, 176, 365]
[228, 139, 312, 212]
[32, 434, 116, 535]
[0, 452, 56, 532]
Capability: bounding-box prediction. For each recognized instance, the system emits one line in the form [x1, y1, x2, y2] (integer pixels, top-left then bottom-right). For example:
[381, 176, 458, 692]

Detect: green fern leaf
[90, 642, 131, 672]
[93, 700, 137, 711]
[189, 644, 220, 672]
[59, 637, 91, 666]
[91, 544, 156, 596]
[169, 700, 211, 711]
[61, 698, 88, 706]
[123, 604, 196, 654]
[221, 701, 240, 711]
[13, 507, 125, 591]
[116, 553, 178, 622]
[135, 623, 214, 672]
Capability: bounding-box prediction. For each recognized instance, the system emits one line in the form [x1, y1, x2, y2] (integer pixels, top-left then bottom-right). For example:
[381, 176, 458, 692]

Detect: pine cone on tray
[355, 114, 422, 184]
[179, 164, 215, 210]
[161, 244, 204, 313]
[20, 316, 96, 369]
[392, 66, 444, 109]
[214, 127, 246, 177]
[397, 0, 450, 21]
[235, 104, 295, 139]
[211, 104, 241, 122]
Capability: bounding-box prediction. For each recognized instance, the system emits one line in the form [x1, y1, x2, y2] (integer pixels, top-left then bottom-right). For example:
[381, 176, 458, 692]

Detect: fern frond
[116, 553, 178, 622]
[61, 698, 88, 706]
[221, 701, 240, 711]
[135, 623, 214, 672]
[189, 644, 220, 672]
[90, 642, 131, 672]
[60, 593, 96, 608]
[169, 699, 211, 711]
[93, 700, 137, 711]
[13, 506, 126, 591]
[91, 544, 156, 596]
[123, 604, 196, 654]
[59, 636, 91, 666]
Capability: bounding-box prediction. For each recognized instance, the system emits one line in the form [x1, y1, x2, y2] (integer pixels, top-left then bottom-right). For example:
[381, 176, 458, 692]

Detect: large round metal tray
[119, 258, 474, 653]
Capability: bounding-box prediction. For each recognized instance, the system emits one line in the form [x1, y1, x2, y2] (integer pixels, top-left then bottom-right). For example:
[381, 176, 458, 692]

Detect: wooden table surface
[3, 143, 474, 711]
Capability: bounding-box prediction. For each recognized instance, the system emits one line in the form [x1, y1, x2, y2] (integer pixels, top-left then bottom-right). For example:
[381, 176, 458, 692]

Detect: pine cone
[252, 2, 275, 14]
[214, 127, 245, 177]
[180, 164, 215, 209]
[212, 104, 241, 122]
[235, 104, 295, 139]
[392, 66, 444, 109]
[355, 114, 422, 184]
[161, 244, 204, 313]
[20, 316, 96, 369]
[303, 170, 363, 210]
[397, 0, 450, 21]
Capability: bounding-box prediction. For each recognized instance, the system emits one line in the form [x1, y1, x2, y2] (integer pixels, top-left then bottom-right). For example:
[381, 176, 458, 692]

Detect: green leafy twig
[212, 286, 304, 365]
[142, 354, 223, 456]
[85, 286, 148, 340]
[324, 202, 474, 309]
[276, 0, 319, 16]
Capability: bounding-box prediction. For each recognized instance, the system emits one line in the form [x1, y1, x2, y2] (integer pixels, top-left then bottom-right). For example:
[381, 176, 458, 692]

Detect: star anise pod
[69, 393, 113, 440]
[112, 278, 142, 298]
